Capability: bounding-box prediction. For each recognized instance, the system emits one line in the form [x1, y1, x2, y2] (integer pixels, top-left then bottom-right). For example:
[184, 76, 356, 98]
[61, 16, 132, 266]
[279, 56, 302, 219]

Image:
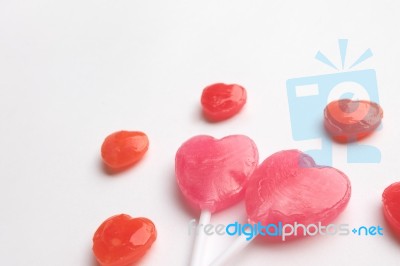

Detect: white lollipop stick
[209, 231, 254, 266]
[190, 210, 212, 266]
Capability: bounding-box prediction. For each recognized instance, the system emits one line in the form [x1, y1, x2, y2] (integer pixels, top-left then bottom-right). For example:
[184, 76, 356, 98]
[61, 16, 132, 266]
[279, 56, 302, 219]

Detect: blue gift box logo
[286, 39, 381, 166]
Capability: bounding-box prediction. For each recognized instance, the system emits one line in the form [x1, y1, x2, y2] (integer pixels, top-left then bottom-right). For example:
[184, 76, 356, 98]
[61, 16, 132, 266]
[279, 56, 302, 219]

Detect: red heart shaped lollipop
[382, 182, 400, 238]
[246, 150, 351, 237]
[201, 83, 247, 121]
[324, 99, 383, 143]
[175, 135, 258, 213]
[92, 214, 157, 266]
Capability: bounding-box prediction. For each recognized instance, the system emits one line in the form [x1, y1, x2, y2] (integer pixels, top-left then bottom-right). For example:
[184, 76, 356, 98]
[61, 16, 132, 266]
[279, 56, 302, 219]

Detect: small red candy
[92, 214, 157, 266]
[324, 99, 383, 143]
[382, 182, 400, 238]
[101, 131, 149, 170]
[201, 83, 247, 121]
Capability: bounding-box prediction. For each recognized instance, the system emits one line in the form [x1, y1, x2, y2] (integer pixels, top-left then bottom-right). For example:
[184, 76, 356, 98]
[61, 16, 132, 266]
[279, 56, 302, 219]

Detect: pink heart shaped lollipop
[176, 135, 258, 266]
[246, 149, 351, 235]
[210, 150, 351, 266]
[176, 135, 259, 213]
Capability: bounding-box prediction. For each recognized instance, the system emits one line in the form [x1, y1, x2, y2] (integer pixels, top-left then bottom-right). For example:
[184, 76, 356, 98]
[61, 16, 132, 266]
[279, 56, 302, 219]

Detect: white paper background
[1, 1, 400, 265]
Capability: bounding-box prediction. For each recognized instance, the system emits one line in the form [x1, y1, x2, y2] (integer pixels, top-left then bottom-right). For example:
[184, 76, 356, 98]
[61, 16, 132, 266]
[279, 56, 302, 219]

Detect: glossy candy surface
[175, 135, 258, 213]
[101, 131, 149, 169]
[92, 214, 157, 266]
[245, 150, 351, 239]
[382, 182, 400, 238]
[201, 83, 247, 121]
[324, 99, 383, 143]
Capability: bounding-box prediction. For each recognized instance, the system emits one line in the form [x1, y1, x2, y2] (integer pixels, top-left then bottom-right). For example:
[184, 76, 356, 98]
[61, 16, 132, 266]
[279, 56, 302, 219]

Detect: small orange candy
[101, 131, 149, 169]
[92, 214, 157, 266]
